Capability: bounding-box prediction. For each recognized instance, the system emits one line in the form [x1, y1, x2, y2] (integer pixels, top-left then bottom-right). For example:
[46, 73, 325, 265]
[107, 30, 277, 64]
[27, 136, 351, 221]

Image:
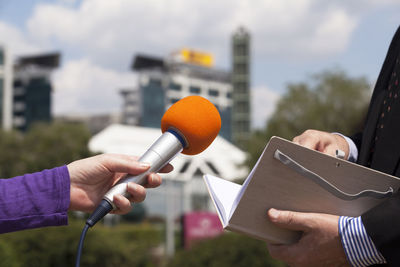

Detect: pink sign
[183, 211, 223, 249]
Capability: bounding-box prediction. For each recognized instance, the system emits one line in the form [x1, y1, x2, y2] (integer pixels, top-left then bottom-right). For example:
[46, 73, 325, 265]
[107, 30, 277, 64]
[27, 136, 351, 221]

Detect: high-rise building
[231, 27, 251, 150]
[13, 53, 60, 131]
[129, 50, 233, 141]
[0, 46, 13, 130]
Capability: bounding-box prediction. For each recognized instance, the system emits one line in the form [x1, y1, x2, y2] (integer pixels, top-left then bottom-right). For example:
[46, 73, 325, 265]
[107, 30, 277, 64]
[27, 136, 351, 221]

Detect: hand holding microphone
[86, 95, 222, 227]
[67, 154, 172, 214]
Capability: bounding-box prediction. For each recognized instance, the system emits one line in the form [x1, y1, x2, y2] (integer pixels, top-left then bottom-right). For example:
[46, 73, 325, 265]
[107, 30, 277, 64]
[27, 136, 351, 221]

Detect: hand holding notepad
[204, 136, 400, 244]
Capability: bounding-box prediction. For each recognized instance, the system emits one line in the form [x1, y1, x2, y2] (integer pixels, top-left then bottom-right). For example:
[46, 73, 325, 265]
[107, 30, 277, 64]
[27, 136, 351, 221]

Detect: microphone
[86, 95, 221, 227]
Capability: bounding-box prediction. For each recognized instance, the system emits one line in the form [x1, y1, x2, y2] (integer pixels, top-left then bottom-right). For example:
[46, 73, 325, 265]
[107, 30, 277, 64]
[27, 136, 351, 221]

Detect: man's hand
[293, 130, 349, 158]
[267, 208, 350, 267]
[67, 154, 173, 214]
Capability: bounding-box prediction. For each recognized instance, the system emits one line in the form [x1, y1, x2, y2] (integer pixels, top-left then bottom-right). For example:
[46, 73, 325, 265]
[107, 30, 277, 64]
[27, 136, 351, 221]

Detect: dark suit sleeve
[350, 132, 363, 152]
[362, 191, 400, 266]
[355, 26, 400, 266]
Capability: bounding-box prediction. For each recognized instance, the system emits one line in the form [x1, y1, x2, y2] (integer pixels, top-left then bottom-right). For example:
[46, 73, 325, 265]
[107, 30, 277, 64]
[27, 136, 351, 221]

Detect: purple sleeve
[0, 166, 70, 233]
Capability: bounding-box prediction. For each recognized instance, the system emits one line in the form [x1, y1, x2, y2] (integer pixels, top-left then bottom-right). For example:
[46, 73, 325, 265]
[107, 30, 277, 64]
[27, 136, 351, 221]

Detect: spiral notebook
[204, 136, 400, 244]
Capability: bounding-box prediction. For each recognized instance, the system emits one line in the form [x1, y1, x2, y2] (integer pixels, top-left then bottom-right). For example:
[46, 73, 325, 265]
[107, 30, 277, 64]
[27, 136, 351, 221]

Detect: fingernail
[268, 208, 279, 219]
[140, 162, 151, 168]
[150, 173, 160, 184]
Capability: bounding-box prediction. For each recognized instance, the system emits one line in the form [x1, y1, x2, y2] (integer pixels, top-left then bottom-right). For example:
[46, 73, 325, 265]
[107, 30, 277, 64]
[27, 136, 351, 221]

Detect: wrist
[332, 133, 350, 159]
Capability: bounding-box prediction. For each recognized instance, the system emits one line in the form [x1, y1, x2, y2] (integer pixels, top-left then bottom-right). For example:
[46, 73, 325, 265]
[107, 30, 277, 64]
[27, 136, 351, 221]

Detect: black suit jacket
[351, 26, 400, 266]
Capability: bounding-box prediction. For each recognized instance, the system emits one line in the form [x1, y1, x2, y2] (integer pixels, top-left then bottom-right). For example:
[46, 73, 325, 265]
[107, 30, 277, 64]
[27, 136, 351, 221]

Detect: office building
[128, 49, 233, 141]
[13, 53, 60, 131]
[231, 27, 251, 150]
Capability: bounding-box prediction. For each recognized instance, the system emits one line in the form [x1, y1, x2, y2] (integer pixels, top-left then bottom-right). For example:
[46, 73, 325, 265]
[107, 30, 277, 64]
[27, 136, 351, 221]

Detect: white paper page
[229, 145, 268, 218]
[203, 174, 242, 227]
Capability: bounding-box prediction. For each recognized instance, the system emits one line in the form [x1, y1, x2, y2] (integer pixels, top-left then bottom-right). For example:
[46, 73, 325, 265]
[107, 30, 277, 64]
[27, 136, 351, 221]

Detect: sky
[0, 0, 399, 129]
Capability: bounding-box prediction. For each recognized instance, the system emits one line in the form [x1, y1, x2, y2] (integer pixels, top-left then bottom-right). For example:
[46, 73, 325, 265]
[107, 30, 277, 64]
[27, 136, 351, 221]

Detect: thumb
[267, 208, 312, 232]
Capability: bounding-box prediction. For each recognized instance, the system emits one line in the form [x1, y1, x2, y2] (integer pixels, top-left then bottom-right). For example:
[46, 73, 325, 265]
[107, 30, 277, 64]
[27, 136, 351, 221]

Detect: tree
[247, 68, 371, 168]
[0, 122, 93, 178]
[168, 233, 285, 267]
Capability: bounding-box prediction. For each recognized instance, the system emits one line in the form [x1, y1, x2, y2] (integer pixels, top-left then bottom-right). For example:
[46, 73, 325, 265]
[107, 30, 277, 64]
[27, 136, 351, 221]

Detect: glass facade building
[231, 27, 251, 150]
[140, 77, 166, 128]
[13, 53, 60, 131]
[131, 54, 233, 141]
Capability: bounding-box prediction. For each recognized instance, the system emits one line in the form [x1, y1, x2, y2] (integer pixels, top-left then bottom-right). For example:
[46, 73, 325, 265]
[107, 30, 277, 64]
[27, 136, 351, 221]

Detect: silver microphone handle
[103, 131, 183, 209]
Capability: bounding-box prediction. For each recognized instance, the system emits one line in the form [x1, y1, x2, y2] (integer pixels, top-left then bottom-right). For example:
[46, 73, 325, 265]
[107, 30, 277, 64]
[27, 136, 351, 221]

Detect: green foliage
[0, 221, 161, 267]
[0, 240, 21, 267]
[168, 233, 286, 267]
[246, 68, 371, 168]
[0, 122, 93, 178]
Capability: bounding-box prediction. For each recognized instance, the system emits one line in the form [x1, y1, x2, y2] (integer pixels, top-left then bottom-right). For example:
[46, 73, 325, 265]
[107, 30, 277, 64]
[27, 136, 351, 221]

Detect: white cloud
[52, 58, 137, 115]
[251, 86, 280, 129]
[0, 21, 42, 58]
[25, 0, 378, 69]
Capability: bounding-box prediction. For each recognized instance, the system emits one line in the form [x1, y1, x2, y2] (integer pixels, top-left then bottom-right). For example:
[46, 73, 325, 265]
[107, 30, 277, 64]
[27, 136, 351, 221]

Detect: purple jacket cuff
[0, 165, 70, 233]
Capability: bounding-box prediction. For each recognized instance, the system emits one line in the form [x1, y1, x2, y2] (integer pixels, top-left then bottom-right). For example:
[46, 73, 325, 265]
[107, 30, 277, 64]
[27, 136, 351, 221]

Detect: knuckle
[304, 129, 314, 135]
[286, 212, 295, 225]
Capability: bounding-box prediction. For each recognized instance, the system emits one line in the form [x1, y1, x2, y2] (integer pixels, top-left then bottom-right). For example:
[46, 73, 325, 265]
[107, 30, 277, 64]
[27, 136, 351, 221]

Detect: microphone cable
[75, 200, 114, 267]
[75, 223, 89, 267]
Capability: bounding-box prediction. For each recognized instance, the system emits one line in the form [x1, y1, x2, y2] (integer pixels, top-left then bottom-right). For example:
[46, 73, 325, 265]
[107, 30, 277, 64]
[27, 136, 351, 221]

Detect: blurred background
[0, 0, 399, 266]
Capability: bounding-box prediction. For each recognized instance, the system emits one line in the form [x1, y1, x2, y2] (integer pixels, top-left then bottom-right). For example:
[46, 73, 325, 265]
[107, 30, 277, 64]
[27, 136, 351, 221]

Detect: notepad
[204, 136, 400, 244]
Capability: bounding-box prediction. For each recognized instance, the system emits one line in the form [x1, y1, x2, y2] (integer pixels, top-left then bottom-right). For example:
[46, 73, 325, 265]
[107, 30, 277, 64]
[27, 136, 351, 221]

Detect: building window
[208, 89, 219, 97]
[149, 78, 162, 87]
[234, 63, 247, 73]
[0, 49, 4, 66]
[189, 86, 201, 94]
[237, 101, 249, 113]
[236, 120, 249, 132]
[234, 43, 247, 56]
[170, 82, 181, 91]
[234, 81, 247, 94]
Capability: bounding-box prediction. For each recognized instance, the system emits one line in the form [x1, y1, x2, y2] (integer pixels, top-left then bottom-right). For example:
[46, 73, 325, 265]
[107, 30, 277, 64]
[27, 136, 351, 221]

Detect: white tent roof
[89, 124, 248, 181]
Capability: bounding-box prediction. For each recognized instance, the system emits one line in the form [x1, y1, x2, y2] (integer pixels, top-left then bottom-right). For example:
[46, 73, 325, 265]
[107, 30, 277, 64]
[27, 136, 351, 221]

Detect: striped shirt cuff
[339, 216, 386, 266]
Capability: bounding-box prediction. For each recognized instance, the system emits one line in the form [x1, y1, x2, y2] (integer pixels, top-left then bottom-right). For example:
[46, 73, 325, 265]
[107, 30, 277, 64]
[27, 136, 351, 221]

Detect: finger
[159, 163, 174, 173]
[324, 145, 339, 157]
[293, 132, 319, 150]
[100, 154, 151, 175]
[112, 194, 132, 214]
[126, 182, 147, 202]
[300, 138, 320, 150]
[267, 208, 312, 232]
[145, 173, 162, 188]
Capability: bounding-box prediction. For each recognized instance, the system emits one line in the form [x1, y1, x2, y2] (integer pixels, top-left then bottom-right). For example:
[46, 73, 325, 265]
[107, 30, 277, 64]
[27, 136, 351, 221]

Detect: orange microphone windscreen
[161, 96, 221, 155]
